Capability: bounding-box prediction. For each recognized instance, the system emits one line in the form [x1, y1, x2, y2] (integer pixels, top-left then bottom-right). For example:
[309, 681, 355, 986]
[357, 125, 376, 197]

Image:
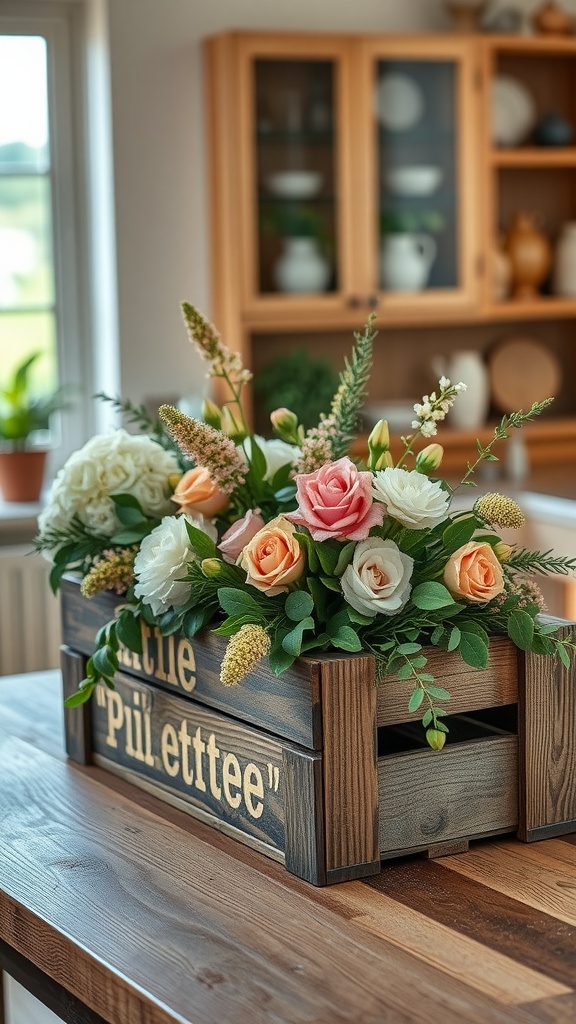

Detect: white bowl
[385, 165, 443, 197]
[266, 171, 323, 199]
[363, 400, 417, 433]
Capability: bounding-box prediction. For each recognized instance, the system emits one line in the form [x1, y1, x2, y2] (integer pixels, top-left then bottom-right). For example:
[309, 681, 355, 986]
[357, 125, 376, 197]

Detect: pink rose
[443, 541, 505, 604]
[171, 466, 229, 518]
[287, 456, 384, 541]
[218, 509, 266, 564]
[240, 516, 305, 596]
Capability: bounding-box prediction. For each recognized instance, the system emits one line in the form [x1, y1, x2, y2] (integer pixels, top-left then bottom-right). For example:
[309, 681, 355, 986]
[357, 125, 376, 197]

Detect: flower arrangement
[37, 305, 576, 750]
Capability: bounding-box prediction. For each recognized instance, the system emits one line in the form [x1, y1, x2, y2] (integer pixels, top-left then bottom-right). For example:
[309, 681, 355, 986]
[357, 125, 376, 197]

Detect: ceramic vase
[553, 222, 576, 296]
[274, 237, 331, 294]
[433, 350, 489, 430]
[380, 233, 437, 292]
[504, 213, 552, 300]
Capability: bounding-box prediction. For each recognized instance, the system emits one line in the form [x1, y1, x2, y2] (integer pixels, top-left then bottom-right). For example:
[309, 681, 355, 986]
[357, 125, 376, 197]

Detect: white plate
[375, 72, 425, 132]
[492, 76, 536, 148]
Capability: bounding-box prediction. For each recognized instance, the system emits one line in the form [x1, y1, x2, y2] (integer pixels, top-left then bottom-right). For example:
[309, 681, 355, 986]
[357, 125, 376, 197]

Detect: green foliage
[254, 349, 338, 432]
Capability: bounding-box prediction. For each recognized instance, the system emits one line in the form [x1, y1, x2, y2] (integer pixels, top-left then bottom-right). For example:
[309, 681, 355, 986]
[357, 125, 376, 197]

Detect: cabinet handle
[347, 296, 362, 308]
[366, 295, 379, 308]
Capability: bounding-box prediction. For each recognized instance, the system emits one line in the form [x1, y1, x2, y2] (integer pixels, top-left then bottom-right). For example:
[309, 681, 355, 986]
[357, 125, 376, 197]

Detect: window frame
[0, 0, 94, 477]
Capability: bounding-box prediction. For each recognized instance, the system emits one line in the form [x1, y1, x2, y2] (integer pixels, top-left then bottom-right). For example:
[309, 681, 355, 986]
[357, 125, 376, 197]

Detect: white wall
[102, 0, 567, 408]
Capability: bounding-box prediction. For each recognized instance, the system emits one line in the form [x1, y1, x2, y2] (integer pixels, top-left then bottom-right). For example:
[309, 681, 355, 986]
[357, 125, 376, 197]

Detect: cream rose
[240, 515, 305, 596]
[372, 467, 450, 529]
[133, 513, 217, 616]
[341, 538, 414, 617]
[171, 466, 229, 517]
[443, 541, 505, 604]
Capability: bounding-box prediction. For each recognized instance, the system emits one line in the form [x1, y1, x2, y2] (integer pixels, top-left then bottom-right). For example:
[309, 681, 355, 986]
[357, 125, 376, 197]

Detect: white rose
[242, 436, 300, 481]
[341, 538, 414, 617]
[133, 513, 217, 616]
[372, 467, 450, 529]
[37, 429, 181, 546]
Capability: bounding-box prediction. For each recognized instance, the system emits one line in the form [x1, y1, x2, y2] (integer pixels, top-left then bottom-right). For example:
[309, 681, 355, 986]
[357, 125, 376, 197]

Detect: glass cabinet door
[361, 38, 480, 313]
[254, 59, 338, 297]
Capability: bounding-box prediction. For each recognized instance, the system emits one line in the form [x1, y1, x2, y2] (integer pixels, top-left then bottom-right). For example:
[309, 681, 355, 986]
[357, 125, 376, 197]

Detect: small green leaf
[316, 541, 340, 576]
[218, 587, 262, 617]
[558, 644, 571, 670]
[507, 609, 535, 652]
[285, 590, 315, 622]
[396, 663, 414, 681]
[412, 582, 455, 610]
[408, 688, 424, 713]
[442, 515, 478, 553]
[184, 520, 217, 560]
[64, 684, 96, 706]
[334, 541, 356, 576]
[92, 646, 118, 679]
[422, 709, 433, 728]
[116, 610, 143, 653]
[397, 642, 422, 655]
[447, 626, 461, 652]
[330, 625, 363, 652]
[426, 685, 451, 701]
[282, 617, 315, 656]
[458, 631, 489, 669]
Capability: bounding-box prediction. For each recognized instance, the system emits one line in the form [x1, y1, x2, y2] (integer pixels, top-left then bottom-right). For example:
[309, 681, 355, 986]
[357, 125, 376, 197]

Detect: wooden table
[2, 672, 576, 1024]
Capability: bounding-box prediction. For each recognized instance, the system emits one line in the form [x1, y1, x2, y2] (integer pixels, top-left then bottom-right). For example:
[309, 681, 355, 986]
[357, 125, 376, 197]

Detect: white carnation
[38, 429, 181, 544]
[133, 513, 217, 616]
[341, 538, 414, 617]
[372, 467, 450, 529]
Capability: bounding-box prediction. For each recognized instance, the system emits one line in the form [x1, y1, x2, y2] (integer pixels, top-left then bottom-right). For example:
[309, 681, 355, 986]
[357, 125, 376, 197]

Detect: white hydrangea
[133, 513, 217, 616]
[37, 429, 181, 544]
[372, 467, 450, 529]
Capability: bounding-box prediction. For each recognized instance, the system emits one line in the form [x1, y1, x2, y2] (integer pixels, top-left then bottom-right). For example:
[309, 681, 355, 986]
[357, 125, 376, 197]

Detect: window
[0, 3, 93, 475]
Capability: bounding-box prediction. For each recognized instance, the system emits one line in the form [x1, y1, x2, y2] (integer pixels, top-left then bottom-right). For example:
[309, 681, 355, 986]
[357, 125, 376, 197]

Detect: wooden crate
[60, 576, 576, 885]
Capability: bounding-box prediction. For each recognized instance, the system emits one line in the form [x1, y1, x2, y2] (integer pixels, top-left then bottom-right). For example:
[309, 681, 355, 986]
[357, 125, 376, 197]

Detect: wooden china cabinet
[203, 30, 576, 471]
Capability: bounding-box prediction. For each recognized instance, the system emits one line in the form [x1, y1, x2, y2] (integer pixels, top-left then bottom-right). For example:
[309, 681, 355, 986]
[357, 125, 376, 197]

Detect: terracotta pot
[0, 449, 48, 502]
[504, 213, 552, 300]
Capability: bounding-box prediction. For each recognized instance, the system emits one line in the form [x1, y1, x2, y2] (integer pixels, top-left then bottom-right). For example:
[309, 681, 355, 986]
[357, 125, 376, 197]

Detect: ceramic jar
[380, 233, 437, 292]
[553, 222, 576, 296]
[532, 0, 572, 35]
[274, 237, 331, 294]
[504, 213, 552, 299]
[432, 351, 489, 430]
[493, 235, 512, 301]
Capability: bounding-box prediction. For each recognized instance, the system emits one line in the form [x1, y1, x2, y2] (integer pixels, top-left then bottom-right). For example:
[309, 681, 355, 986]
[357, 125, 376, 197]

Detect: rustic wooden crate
[60, 576, 576, 885]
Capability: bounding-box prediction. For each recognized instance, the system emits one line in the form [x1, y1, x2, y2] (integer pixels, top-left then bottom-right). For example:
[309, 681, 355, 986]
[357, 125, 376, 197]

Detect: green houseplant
[0, 352, 70, 502]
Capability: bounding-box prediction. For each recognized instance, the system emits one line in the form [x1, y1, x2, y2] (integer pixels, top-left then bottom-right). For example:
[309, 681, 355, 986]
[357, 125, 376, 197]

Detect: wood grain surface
[4, 671, 576, 1024]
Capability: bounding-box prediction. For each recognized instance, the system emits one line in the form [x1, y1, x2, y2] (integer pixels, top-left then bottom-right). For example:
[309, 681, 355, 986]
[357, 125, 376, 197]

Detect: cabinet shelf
[484, 298, 576, 320]
[491, 149, 576, 169]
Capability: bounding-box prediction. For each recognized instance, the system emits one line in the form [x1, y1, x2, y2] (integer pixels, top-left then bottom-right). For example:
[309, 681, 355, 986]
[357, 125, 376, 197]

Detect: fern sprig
[328, 312, 378, 459]
[506, 547, 576, 577]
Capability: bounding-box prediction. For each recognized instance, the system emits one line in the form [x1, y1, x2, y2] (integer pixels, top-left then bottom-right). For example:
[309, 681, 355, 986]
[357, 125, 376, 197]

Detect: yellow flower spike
[426, 728, 446, 751]
[220, 624, 271, 687]
[201, 398, 222, 429]
[494, 541, 513, 563]
[474, 492, 526, 529]
[415, 443, 444, 475]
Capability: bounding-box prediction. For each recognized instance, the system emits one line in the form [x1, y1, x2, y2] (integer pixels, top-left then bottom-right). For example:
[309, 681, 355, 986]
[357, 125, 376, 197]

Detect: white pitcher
[432, 350, 489, 431]
[380, 233, 437, 292]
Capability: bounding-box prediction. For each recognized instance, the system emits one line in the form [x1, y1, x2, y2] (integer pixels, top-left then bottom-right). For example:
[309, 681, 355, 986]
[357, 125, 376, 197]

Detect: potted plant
[0, 352, 70, 502]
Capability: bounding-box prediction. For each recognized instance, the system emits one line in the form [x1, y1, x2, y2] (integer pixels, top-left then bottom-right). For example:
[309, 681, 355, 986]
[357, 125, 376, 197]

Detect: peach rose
[171, 466, 229, 518]
[240, 516, 305, 596]
[287, 456, 384, 542]
[218, 509, 266, 564]
[443, 541, 505, 604]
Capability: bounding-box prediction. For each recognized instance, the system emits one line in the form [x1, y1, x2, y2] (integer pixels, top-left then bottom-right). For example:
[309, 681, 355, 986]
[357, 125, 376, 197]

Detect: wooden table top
[3, 672, 576, 1024]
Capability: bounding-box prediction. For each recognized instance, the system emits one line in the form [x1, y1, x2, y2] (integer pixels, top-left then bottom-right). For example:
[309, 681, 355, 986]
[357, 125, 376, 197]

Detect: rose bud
[201, 398, 222, 429]
[426, 728, 446, 751]
[270, 407, 300, 445]
[415, 443, 444, 475]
